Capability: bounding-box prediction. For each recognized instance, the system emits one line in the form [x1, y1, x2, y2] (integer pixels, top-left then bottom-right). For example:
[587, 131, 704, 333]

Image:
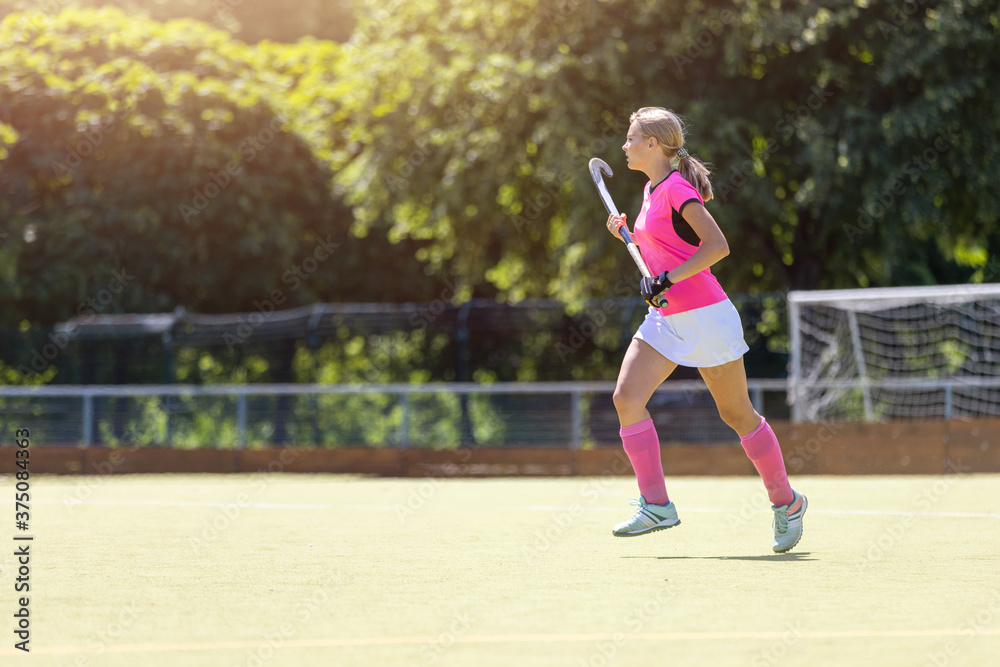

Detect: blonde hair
[629, 107, 713, 202]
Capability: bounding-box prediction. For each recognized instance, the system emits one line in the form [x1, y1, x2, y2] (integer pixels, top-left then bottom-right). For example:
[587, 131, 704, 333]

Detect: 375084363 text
[13, 428, 32, 653]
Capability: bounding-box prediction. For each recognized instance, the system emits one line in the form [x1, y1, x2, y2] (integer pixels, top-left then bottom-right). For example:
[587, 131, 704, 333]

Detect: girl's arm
[665, 204, 730, 283]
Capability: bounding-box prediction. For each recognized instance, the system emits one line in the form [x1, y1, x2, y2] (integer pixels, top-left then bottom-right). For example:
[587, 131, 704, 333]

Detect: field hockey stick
[588, 157, 666, 308]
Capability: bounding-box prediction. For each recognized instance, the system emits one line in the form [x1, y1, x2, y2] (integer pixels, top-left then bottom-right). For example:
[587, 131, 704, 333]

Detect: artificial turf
[4, 473, 999, 666]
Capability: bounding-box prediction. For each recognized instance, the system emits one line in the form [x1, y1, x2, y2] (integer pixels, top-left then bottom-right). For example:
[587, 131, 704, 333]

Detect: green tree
[713, 0, 1000, 290]
[0, 7, 442, 331]
[335, 0, 1000, 304]
[0, 0, 356, 43]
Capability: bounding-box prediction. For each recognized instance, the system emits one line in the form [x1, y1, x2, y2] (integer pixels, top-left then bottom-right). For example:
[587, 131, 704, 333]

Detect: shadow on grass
[623, 552, 817, 562]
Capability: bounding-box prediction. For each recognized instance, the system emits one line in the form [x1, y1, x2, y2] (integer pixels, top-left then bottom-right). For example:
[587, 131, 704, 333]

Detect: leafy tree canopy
[2, 0, 998, 332]
[0, 0, 355, 43]
[335, 0, 1000, 304]
[0, 7, 440, 327]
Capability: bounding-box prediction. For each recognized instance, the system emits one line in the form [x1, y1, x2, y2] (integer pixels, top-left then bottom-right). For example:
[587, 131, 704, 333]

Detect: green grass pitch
[3, 473, 999, 666]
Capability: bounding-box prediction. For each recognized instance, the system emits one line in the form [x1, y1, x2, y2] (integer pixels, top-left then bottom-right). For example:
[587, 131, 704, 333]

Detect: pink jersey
[631, 170, 728, 316]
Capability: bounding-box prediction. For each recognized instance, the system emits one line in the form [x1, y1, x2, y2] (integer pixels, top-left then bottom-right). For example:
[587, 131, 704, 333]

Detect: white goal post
[788, 284, 1000, 423]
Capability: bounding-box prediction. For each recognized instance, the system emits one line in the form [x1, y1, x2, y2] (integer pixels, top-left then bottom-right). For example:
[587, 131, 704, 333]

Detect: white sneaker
[612, 496, 681, 537]
[772, 490, 807, 553]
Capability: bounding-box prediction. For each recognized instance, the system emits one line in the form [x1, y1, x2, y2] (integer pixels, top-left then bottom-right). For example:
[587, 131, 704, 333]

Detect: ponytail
[676, 151, 713, 202]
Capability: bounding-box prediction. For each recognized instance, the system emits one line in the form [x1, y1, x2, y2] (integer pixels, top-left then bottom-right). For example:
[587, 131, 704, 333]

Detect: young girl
[606, 107, 806, 553]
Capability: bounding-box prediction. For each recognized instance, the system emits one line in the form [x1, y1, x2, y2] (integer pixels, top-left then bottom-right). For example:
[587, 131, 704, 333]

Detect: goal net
[788, 284, 1000, 422]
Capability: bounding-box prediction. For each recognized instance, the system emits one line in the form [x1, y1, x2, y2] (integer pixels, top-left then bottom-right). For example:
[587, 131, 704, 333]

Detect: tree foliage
[335, 0, 1000, 303]
[1, 0, 998, 343]
[0, 0, 355, 43]
[720, 0, 1000, 289]
[0, 7, 439, 328]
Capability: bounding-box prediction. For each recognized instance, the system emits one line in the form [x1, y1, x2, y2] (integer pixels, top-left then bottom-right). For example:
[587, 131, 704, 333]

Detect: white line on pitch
[12, 499, 1000, 519]
[500, 506, 1000, 519]
[24, 499, 334, 510]
[3, 629, 1000, 655]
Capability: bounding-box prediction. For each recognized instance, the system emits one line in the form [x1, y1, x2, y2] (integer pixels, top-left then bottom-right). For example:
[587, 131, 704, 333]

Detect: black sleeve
[676, 197, 701, 215]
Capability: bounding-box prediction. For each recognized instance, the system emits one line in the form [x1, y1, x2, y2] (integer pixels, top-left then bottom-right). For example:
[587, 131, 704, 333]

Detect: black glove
[640, 271, 673, 308]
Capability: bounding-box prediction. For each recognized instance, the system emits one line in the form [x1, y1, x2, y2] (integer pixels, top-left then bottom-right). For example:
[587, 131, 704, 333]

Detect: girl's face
[622, 121, 656, 172]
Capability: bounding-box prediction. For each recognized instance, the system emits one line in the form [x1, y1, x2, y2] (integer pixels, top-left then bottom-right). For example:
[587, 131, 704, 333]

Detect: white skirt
[633, 298, 749, 367]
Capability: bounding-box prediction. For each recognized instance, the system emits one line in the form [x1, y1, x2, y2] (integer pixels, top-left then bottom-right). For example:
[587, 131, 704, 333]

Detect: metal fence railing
[0, 381, 790, 448]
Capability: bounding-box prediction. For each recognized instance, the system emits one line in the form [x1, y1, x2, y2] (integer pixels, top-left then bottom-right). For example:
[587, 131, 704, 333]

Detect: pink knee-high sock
[740, 417, 794, 507]
[620, 418, 669, 506]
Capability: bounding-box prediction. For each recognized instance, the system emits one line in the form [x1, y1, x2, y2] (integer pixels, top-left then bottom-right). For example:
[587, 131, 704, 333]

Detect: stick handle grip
[619, 228, 652, 278]
[619, 227, 666, 308]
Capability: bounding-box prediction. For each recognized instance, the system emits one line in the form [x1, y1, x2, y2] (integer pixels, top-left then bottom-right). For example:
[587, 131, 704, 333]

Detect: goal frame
[787, 283, 1000, 423]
